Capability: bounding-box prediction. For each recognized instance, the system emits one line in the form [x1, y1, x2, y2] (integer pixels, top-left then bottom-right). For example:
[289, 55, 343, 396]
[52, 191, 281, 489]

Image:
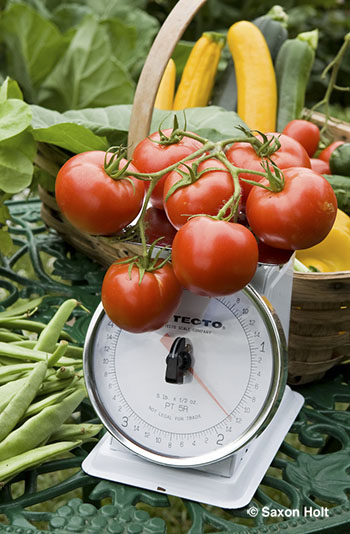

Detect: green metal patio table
[0, 198, 349, 534]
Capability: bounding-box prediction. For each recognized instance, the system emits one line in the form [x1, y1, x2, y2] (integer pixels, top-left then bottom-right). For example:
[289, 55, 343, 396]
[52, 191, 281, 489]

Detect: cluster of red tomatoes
[55, 120, 338, 333]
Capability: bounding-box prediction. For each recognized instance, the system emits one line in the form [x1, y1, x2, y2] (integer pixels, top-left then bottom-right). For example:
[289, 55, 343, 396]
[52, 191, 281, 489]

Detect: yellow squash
[154, 58, 176, 110]
[296, 209, 350, 272]
[227, 20, 277, 132]
[173, 32, 225, 110]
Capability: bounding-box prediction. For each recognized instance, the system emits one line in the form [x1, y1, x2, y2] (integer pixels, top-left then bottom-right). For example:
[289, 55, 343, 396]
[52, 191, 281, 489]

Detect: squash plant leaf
[31, 105, 109, 152]
[0, 99, 32, 142]
[0, 4, 68, 103]
[37, 15, 135, 111]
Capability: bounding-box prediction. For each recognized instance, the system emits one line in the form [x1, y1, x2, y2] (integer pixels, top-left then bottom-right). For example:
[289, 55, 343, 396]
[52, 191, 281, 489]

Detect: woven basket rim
[294, 270, 350, 279]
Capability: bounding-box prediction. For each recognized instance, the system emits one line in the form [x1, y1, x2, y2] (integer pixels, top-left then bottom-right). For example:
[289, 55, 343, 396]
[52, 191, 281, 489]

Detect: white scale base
[83, 386, 304, 509]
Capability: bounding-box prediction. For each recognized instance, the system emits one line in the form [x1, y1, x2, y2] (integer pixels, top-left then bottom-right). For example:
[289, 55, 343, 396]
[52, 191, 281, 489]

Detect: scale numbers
[84, 288, 285, 467]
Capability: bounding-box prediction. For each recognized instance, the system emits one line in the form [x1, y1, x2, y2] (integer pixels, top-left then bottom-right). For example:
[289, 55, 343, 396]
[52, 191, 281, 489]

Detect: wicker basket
[37, 0, 350, 385]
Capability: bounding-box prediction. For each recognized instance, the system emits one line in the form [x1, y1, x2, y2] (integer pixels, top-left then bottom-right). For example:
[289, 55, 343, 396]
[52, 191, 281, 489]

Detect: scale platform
[83, 385, 303, 509]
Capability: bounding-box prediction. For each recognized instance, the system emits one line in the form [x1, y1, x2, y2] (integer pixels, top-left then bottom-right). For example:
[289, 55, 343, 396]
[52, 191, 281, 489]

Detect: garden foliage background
[0, 0, 349, 252]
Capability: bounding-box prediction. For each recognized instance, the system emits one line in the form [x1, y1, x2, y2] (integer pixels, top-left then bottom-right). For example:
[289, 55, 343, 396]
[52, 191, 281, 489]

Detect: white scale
[82, 256, 304, 508]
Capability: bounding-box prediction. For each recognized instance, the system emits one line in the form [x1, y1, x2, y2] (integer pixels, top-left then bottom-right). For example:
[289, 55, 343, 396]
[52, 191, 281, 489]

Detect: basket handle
[127, 0, 207, 157]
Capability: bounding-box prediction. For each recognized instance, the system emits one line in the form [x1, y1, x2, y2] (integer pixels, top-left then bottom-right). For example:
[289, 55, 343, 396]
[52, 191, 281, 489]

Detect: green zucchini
[275, 29, 318, 132]
[329, 142, 350, 177]
[323, 173, 350, 215]
[210, 58, 237, 110]
[253, 5, 289, 61]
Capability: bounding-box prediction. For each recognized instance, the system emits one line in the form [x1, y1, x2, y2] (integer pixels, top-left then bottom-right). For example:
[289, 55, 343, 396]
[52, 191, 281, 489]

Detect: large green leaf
[31, 104, 247, 152]
[85, 0, 149, 18]
[0, 131, 36, 195]
[63, 105, 132, 138]
[119, 9, 159, 79]
[84, 2, 160, 79]
[0, 4, 68, 102]
[0, 146, 34, 194]
[38, 15, 135, 111]
[0, 78, 24, 103]
[151, 106, 248, 141]
[31, 105, 109, 152]
[3, 129, 37, 162]
[0, 99, 32, 142]
[51, 3, 94, 33]
[65, 105, 247, 142]
[5, 0, 52, 19]
[101, 18, 137, 71]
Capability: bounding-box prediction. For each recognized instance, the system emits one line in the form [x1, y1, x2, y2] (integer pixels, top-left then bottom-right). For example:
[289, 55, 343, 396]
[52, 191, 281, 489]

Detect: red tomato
[171, 216, 258, 297]
[282, 119, 320, 157]
[257, 241, 293, 265]
[163, 158, 236, 229]
[144, 206, 177, 246]
[310, 158, 331, 174]
[225, 133, 311, 204]
[132, 129, 203, 210]
[101, 260, 182, 333]
[246, 167, 338, 250]
[55, 151, 144, 235]
[318, 141, 344, 163]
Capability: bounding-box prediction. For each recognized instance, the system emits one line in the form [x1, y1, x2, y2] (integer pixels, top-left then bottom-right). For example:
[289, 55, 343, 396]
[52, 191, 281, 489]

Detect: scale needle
[160, 333, 173, 350]
[160, 334, 231, 419]
[189, 367, 231, 419]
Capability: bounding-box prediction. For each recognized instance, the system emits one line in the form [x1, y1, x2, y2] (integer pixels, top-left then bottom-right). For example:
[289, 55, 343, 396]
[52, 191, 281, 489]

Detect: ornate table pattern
[0, 198, 349, 534]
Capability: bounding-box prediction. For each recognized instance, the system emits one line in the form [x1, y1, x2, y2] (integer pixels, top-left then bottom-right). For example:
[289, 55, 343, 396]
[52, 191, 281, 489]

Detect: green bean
[55, 366, 76, 379]
[0, 385, 86, 461]
[0, 297, 44, 319]
[0, 343, 76, 368]
[0, 361, 47, 441]
[49, 423, 103, 443]
[34, 299, 78, 353]
[21, 387, 75, 420]
[0, 356, 30, 366]
[0, 440, 81, 486]
[13, 340, 83, 359]
[47, 341, 68, 367]
[0, 391, 15, 413]
[0, 319, 74, 341]
[0, 363, 35, 380]
[0, 372, 30, 385]
[38, 375, 80, 396]
[0, 377, 27, 412]
[0, 330, 25, 343]
[0, 341, 49, 362]
[0, 351, 78, 371]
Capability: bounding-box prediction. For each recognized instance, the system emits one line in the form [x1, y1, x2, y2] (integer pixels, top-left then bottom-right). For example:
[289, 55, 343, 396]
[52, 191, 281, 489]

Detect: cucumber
[329, 142, 350, 177]
[253, 5, 288, 61]
[323, 173, 350, 215]
[275, 29, 318, 132]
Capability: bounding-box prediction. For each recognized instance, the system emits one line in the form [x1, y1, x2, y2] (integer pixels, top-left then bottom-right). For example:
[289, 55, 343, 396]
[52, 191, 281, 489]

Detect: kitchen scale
[82, 257, 304, 508]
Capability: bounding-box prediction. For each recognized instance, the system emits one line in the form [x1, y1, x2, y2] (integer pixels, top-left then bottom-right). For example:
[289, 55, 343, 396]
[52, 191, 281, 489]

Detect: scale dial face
[84, 287, 286, 467]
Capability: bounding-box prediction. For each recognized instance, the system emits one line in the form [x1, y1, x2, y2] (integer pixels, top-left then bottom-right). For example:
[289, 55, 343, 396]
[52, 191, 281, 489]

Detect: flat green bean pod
[49, 423, 103, 442]
[21, 386, 75, 420]
[0, 440, 81, 485]
[34, 299, 78, 353]
[0, 377, 27, 412]
[0, 385, 86, 461]
[0, 361, 48, 441]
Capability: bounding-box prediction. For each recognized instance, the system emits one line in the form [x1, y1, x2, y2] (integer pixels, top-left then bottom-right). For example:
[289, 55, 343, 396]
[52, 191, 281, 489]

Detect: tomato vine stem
[112, 127, 285, 270]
